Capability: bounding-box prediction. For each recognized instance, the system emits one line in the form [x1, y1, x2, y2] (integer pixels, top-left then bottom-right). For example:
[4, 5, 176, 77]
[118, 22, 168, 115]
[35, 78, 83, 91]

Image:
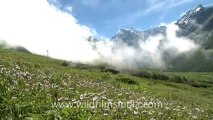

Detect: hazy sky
[48, 0, 213, 37]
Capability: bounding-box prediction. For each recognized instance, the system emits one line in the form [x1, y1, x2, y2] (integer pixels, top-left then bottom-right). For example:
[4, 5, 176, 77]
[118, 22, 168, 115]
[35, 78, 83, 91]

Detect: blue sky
[48, 0, 213, 38]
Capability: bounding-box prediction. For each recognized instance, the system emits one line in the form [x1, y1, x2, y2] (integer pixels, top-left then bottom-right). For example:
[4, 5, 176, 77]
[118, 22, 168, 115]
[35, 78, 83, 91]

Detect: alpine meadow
[0, 0, 213, 120]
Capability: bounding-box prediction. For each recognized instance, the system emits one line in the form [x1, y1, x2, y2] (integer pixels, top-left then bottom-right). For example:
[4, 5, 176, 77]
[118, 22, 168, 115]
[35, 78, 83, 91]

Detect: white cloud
[65, 6, 72, 12]
[165, 23, 197, 52]
[102, 23, 198, 69]
[0, 0, 99, 62]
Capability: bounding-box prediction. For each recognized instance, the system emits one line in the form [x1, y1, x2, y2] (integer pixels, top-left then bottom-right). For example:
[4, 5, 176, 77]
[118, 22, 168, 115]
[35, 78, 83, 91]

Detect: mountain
[111, 26, 166, 47]
[86, 4, 213, 71]
[176, 4, 213, 49]
[14, 46, 31, 54]
[172, 4, 213, 71]
[111, 4, 213, 49]
[109, 4, 213, 71]
[0, 41, 31, 54]
[176, 4, 213, 35]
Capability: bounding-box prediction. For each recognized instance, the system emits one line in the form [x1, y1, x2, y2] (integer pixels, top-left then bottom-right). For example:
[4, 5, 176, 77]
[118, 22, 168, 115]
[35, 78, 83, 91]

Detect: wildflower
[15, 64, 20, 70]
[191, 115, 198, 119]
[104, 113, 108, 116]
[141, 97, 146, 101]
[80, 94, 84, 100]
[11, 96, 17, 99]
[195, 108, 200, 112]
[92, 96, 98, 101]
[101, 96, 107, 100]
[133, 111, 138, 115]
[182, 106, 186, 110]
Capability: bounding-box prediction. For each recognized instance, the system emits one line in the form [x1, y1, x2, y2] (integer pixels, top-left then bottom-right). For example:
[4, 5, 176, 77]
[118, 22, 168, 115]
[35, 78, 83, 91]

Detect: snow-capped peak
[194, 4, 204, 12]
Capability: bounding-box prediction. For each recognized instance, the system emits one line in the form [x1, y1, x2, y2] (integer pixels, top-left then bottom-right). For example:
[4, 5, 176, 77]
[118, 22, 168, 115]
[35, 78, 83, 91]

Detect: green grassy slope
[0, 48, 213, 119]
[170, 49, 213, 72]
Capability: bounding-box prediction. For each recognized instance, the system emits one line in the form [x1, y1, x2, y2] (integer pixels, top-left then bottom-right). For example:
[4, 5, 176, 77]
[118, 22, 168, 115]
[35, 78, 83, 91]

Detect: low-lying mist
[91, 23, 198, 70]
[0, 0, 199, 70]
